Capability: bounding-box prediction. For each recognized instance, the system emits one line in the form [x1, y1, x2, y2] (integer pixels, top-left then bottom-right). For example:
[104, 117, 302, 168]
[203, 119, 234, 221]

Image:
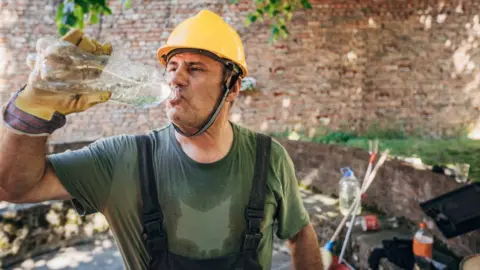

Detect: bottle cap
[419, 222, 426, 229]
[340, 167, 354, 177]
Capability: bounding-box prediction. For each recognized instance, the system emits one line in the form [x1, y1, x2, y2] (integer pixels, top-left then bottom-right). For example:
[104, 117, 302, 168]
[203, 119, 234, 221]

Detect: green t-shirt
[47, 123, 310, 270]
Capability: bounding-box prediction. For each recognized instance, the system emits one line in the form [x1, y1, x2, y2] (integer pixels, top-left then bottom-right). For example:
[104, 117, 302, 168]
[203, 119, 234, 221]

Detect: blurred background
[1, 0, 480, 269]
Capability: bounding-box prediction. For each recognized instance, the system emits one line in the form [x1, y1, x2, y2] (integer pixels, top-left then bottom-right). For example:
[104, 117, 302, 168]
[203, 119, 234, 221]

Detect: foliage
[271, 130, 357, 144]
[55, 0, 312, 42]
[271, 129, 480, 182]
[55, 0, 131, 36]
[229, 0, 312, 43]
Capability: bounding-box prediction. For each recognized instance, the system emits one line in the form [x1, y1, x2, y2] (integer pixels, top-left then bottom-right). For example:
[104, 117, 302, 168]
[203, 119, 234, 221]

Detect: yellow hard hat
[157, 9, 248, 77]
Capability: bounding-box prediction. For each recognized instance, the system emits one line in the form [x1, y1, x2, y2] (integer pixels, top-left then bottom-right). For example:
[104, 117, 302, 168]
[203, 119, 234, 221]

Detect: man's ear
[226, 77, 241, 103]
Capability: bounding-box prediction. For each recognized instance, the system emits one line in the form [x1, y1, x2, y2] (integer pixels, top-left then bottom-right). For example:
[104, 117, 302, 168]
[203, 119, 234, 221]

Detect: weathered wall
[2, 0, 480, 142]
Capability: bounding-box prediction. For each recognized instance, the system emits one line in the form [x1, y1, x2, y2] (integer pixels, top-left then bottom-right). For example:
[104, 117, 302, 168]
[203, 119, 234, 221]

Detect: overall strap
[243, 133, 272, 251]
[136, 135, 168, 259]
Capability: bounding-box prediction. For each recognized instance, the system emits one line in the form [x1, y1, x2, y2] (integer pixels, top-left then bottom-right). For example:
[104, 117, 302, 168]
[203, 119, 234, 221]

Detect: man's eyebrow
[167, 60, 209, 68]
[186, 61, 208, 68]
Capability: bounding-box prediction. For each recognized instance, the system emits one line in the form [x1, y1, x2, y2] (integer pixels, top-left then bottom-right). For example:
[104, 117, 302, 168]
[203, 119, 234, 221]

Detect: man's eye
[190, 67, 202, 72]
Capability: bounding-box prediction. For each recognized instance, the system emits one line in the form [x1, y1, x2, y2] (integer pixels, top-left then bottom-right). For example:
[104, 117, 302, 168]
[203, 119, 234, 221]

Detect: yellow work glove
[3, 29, 113, 136]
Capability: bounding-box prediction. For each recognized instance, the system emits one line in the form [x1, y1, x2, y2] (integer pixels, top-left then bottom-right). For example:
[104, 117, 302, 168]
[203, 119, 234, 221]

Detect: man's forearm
[0, 126, 48, 201]
[288, 223, 324, 270]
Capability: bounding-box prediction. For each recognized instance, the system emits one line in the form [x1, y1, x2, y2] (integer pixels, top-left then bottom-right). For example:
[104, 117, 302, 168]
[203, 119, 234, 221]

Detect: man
[0, 9, 323, 270]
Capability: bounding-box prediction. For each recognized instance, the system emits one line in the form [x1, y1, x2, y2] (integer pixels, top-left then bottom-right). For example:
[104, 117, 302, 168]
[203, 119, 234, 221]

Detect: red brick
[2, 0, 480, 142]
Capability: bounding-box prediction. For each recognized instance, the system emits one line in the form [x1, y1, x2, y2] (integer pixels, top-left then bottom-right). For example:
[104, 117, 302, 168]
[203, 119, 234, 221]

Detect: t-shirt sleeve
[272, 141, 311, 240]
[46, 135, 130, 216]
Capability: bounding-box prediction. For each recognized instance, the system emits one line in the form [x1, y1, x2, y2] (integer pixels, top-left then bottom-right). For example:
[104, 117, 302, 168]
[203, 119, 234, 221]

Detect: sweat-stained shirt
[46, 122, 310, 270]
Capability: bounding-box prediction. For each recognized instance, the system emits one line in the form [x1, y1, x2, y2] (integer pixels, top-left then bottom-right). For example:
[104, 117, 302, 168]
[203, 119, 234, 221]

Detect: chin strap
[171, 52, 241, 137]
[172, 83, 229, 137]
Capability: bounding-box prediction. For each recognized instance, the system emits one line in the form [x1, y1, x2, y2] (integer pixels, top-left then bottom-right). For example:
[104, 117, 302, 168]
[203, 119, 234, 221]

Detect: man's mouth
[168, 94, 183, 106]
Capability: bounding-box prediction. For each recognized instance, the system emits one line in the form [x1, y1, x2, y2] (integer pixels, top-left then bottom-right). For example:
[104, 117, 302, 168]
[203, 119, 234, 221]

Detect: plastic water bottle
[338, 167, 361, 216]
[413, 222, 434, 270]
[28, 39, 172, 109]
[346, 215, 399, 231]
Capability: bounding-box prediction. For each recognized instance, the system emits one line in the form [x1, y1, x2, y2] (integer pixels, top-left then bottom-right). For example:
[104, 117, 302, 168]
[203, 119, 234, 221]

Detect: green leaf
[248, 14, 257, 23]
[59, 25, 70, 36]
[245, 14, 257, 27]
[256, 8, 264, 15]
[280, 24, 288, 37]
[286, 11, 293, 21]
[74, 5, 84, 29]
[89, 11, 99, 24]
[103, 6, 113, 15]
[122, 0, 132, 9]
[90, 4, 102, 13]
[301, 0, 313, 9]
[271, 24, 279, 36]
[56, 2, 64, 25]
[76, 0, 89, 13]
[62, 13, 77, 26]
[265, 3, 271, 15]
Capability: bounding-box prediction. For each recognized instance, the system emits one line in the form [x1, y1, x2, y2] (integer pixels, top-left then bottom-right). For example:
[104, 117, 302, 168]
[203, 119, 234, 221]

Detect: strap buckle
[245, 208, 263, 232]
[243, 232, 263, 250]
[245, 208, 263, 219]
[143, 220, 167, 253]
[144, 220, 162, 235]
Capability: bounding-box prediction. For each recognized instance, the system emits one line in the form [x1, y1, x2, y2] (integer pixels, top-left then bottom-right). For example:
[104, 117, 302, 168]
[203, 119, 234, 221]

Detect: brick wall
[2, 0, 480, 142]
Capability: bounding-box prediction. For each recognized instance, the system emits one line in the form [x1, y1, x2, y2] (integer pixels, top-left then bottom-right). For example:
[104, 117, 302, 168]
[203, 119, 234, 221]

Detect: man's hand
[2, 29, 112, 136]
[288, 223, 324, 270]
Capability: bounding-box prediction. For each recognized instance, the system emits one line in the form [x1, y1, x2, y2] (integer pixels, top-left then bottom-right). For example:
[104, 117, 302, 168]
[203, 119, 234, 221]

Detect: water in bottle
[28, 37, 172, 109]
[93, 48, 172, 108]
[413, 222, 434, 270]
[338, 167, 361, 216]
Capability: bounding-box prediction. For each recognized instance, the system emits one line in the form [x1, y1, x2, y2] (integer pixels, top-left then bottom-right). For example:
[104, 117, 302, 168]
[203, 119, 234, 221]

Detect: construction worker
[0, 9, 323, 270]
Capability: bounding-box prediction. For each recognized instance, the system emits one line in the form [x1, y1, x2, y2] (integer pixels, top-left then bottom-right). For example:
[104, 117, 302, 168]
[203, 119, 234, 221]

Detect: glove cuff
[2, 85, 66, 136]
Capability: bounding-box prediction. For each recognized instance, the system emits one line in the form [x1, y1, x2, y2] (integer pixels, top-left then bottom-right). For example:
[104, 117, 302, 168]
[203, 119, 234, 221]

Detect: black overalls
[135, 133, 272, 270]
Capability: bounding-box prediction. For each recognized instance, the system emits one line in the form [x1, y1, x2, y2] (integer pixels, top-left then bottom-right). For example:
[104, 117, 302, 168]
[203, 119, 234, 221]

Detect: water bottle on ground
[346, 214, 399, 231]
[338, 167, 361, 216]
[413, 222, 434, 270]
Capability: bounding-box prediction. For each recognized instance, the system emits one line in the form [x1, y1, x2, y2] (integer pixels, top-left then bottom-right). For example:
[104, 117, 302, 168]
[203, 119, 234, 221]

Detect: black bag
[368, 237, 415, 270]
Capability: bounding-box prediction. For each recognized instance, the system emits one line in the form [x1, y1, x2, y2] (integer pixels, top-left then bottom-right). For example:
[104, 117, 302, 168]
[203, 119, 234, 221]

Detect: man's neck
[174, 119, 234, 163]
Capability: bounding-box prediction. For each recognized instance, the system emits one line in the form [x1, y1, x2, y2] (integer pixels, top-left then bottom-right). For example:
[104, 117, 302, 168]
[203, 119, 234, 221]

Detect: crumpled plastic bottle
[26, 36, 172, 108]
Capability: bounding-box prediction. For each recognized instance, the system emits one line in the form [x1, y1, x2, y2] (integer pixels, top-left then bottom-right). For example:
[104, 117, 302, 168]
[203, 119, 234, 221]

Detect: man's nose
[167, 65, 188, 89]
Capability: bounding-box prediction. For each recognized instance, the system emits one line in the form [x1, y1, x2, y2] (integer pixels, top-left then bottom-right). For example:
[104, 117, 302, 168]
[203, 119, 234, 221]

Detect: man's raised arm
[0, 29, 113, 203]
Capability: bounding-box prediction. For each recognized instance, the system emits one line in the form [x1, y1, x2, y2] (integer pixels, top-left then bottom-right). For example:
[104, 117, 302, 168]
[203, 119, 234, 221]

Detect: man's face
[165, 52, 224, 134]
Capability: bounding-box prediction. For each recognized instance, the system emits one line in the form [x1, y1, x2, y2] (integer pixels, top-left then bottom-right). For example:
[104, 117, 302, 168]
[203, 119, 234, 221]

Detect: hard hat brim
[157, 45, 247, 78]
